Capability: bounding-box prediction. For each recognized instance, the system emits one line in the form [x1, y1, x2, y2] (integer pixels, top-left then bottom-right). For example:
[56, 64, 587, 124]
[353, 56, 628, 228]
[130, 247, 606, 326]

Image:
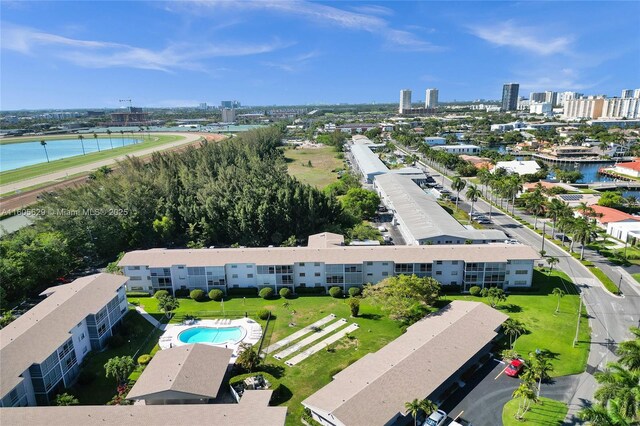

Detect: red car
[505, 359, 525, 377]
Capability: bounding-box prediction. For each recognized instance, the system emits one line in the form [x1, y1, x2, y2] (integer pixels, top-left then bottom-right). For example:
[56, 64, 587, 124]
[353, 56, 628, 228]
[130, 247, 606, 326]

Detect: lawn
[283, 145, 344, 189]
[634, 273, 640, 284]
[502, 397, 568, 425]
[69, 310, 164, 405]
[129, 293, 403, 425]
[0, 134, 187, 185]
[445, 270, 591, 377]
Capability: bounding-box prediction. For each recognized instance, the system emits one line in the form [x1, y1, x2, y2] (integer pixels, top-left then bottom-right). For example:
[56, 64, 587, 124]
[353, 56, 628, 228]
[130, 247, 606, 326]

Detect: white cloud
[469, 21, 573, 55]
[262, 50, 321, 72]
[349, 4, 395, 17]
[186, 0, 443, 52]
[1, 22, 289, 72]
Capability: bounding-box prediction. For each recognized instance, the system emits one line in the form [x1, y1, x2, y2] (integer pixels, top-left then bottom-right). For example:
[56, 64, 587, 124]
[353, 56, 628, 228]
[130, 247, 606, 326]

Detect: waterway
[0, 138, 141, 171]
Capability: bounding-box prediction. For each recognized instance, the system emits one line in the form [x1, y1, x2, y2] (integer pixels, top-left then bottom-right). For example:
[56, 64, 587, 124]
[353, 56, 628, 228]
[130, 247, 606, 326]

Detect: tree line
[0, 127, 356, 308]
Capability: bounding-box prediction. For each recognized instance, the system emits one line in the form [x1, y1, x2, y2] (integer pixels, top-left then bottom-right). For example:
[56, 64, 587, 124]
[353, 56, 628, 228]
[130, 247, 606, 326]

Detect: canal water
[0, 138, 141, 171]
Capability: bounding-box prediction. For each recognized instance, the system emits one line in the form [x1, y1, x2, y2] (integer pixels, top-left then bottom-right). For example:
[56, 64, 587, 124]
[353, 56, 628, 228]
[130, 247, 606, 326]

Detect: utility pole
[541, 221, 547, 254]
[617, 274, 623, 295]
[573, 292, 583, 347]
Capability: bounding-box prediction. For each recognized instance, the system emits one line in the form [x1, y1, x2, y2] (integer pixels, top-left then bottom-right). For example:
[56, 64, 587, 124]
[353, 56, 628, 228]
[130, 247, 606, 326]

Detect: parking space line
[494, 367, 506, 380]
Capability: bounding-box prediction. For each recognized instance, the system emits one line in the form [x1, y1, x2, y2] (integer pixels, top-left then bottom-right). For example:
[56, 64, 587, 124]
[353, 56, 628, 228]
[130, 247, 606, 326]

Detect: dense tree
[236, 343, 261, 372]
[340, 188, 380, 220]
[481, 286, 507, 308]
[347, 223, 381, 242]
[55, 392, 79, 406]
[158, 295, 179, 320]
[363, 275, 440, 322]
[104, 356, 135, 386]
[598, 191, 626, 209]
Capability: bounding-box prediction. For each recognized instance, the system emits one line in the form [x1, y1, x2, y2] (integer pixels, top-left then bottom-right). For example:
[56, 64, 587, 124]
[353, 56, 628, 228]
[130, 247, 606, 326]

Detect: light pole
[221, 298, 225, 317]
[616, 274, 623, 295]
[541, 221, 547, 254]
[573, 292, 582, 347]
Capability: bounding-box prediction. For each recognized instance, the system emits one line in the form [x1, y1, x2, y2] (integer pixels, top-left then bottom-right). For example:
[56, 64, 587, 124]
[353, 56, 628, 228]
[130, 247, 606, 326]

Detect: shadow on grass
[498, 303, 523, 313]
[272, 384, 293, 405]
[510, 270, 577, 296]
[259, 363, 285, 379]
[359, 313, 382, 320]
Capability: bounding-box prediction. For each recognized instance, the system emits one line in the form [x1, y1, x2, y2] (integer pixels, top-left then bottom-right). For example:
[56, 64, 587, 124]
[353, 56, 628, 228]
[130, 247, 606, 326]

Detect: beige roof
[307, 232, 345, 248]
[0, 391, 287, 425]
[118, 243, 538, 268]
[0, 274, 128, 398]
[127, 344, 233, 400]
[302, 301, 508, 426]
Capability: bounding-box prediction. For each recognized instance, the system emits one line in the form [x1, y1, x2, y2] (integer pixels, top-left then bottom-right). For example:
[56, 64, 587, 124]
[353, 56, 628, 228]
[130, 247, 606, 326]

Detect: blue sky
[1, 1, 639, 110]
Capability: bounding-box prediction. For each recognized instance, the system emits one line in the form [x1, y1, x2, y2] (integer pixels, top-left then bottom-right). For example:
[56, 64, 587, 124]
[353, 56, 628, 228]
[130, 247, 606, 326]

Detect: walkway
[285, 323, 359, 366]
[273, 318, 348, 360]
[133, 305, 166, 330]
[263, 314, 336, 354]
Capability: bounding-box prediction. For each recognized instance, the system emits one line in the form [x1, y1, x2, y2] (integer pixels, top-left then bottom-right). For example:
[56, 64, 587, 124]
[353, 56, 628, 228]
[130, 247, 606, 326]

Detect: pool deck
[158, 318, 262, 358]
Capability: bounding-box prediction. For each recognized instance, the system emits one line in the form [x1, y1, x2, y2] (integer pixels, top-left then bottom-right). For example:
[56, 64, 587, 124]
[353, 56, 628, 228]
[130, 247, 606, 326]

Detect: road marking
[454, 410, 464, 421]
[495, 367, 507, 380]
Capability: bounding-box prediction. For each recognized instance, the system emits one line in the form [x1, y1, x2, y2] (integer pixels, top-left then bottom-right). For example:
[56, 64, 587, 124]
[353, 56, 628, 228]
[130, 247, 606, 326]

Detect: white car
[377, 226, 388, 232]
[424, 409, 447, 426]
[505, 239, 519, 244]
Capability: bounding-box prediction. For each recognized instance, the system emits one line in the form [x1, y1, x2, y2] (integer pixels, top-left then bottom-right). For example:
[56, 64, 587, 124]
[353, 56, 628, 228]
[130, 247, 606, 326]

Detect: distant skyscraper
[501, 83, 519, 111]
[621, 89, 634, 98]
[425, 88, 438, 108]
[399, 89, 412, 114]
[529, 92, 546, 103]
[544, 91, 558, 106]
[634, 89, 640, 99]
[221, 108, 236, 123]
[221, 100, 241, 109]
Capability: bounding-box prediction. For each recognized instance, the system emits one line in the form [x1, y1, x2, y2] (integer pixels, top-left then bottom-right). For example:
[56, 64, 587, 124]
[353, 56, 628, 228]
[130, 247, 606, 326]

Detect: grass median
[502, 396, 568, 425]
[1, 134, 187, 185]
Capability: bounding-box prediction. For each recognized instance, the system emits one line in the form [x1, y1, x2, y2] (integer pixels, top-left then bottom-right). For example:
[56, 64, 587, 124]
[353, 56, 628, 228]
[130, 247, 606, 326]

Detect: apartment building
[425, 88, 439, 108]
[0, 274, 129, 407]
[118, 233, 537, 296]
[601, 97, 640, 119]
[563, 97, 605, 119]
[501, 83, 519, 111]
[349, 143, 389, 183]
[399, 89, 412, 114]
[432, 144, 481, 155]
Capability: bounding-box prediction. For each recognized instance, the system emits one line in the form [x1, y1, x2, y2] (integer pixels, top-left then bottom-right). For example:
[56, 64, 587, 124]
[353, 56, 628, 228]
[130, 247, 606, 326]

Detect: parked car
[505, 239, 519, 244]
[450, 418, 473, 426]
[555, 233, 572, 242]
[477, 219, 491, 224]
[505, 359, 525, 377]
[377, 225, 388, 232]
[424, 409, 447, 426]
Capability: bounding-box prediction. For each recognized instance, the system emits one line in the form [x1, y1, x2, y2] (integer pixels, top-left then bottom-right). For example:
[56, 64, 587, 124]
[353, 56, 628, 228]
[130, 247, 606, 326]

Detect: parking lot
[372, 211, 406, 245]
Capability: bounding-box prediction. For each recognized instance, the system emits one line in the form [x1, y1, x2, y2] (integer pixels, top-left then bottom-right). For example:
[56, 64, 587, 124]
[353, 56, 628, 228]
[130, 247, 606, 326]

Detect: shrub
[259, 287, 275, 299]
[174, 288, 190, 298]
[106, 334, 125, 349]
[329, 286, 343, 298]
[190, 289, 207, 302]
[125, 291, 150, 298]
[279, 288, 292, 299]
[257, 309, 271, 320]
[229, 372, 280, 403]
[154, 290, 169, 299]
[348, 298, 360, 317]
[208, 289, 224, 301]
[348, 287, 361, 297]
[77, 370, 96, 385]
[469, 286, 482, 296]
[137, 354, 152, 365]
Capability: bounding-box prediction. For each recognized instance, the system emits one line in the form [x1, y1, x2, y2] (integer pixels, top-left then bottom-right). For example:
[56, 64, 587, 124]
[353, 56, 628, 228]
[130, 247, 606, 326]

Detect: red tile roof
[617, 160, 640, 172]
[587, 205, 640, 224]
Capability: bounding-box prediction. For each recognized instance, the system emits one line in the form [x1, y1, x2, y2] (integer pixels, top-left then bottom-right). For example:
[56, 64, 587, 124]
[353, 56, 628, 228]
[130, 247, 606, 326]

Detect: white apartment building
[529, 92, 546, 103]
[118, 233, 538, 295]
[558, 91, 583, 106]
[399, 89, 412, 114]
[425, 88, 439, 108]
[424, 136, 446, 146]
[432, 144, 481, 154]
[221, 108, 236, 123]
[563, 97, 605, 119]
[349, 143, 389, 183]
[530, 102, 553, 115]
[601, 97, 640, 119]
[0, 274, 129, 407]
[621, 89, 635, 98]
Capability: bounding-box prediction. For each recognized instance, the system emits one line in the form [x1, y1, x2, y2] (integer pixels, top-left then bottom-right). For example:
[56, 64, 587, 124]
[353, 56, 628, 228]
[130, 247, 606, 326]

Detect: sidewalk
[133, 305, 167, 330]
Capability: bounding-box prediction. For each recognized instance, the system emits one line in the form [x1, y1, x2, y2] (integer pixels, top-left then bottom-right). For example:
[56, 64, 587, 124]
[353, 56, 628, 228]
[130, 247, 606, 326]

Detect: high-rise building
[634, 89, 640, 99]
[501, 83, 519, 111]
[529, 92, 546, 103]
[221, 108, 236, 123]
[544, 91, 558, 106]
[399, 89, 412, 114]
[425, 88, 438, 109]
[621, 89, 634, 98]
[602, 97, 640, 119]
[558, 91, 582, 106]
[220, 100, 241, 109]
[563, 96, 605, 119]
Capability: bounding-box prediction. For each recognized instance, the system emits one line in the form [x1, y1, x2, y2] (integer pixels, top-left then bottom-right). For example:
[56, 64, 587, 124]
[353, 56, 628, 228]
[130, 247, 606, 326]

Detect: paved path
[264, 314, 337, 354]
[274, 318, 347, 360]
[286, 323, 359, 366]
[0, 132, 205, 194]
[133, 305, 166, 330]
[397, 144, 640, 423]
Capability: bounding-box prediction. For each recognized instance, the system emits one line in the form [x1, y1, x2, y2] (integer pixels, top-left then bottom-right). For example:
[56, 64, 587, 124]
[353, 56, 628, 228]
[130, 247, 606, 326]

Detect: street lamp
[616, 274, 623, 295]
[540, 221, 547, 254]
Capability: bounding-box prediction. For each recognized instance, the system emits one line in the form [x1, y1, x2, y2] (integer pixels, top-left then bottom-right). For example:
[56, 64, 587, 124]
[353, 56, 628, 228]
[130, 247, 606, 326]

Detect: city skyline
[1, 1, 639, 109]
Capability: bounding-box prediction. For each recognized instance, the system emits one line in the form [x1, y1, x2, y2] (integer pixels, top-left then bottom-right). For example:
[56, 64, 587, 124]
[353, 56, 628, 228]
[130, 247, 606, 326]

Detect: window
[452, 261, 458, 265]
[314, 272, 321, 277]
[246, 265, 252, 268]
[451, 271, 458, 276]
[314, 262, 320, 266]
[366, 261, 373, 266]
[82, 346, 88, 354]
[451, 281, 457, 285]
[299, 282, 306, 286]
[130, 266, 140, 271]
[436, 271, 442, 275]
[79, 333, 85, 341]
[177, 266, 184, 269]
[231, 265, 237, 269]
[231, 274, 239, 279]
[367, 273, 372, 276]
[382, 272, 388, 276]
[299, 262, 305, 266]
[435, 260, 443, 265]
[129, 276, 141, 281]
[382, 262, 388, 266]
[514, 280, 528, 286]
[247, 274, 254, 278]
[515, 270, 528, 275]
[299, 272, 306, 277]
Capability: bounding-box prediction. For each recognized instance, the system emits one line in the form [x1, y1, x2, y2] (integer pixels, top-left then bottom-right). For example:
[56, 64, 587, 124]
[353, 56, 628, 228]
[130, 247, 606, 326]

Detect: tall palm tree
[40, 140, 50, 163]
[93, 132, 100, 152]
[77, 135, 86, 155]
[547, 256, 559, 273]
[552, 287, 565, 313]
[503, 318, 527, 349]
[505, 174, 523, 215]
[529, 350, 554, 397]
[617, 327, 640, 372]
[404, 399, 436, 426]
[106, 129, 114, 149]
[451, 176, 466, 209]
[572, 217, 596, 260]
[546, 198, 569, 238]
[466, 184, 481, 217]
[477, 168, 492, 198]
[525, 190, 546, 230]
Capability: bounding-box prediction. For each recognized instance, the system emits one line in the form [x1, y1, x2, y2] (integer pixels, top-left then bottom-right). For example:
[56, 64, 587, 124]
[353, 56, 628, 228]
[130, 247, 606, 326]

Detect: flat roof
[303, 301, 508, 426]
[350, 144, 389, 177]
[433, 144, 480, 150]
[0, 391, 287, 425]
[0, 274, 128, 397]
[127, 345, 233, 400]
[374, 174, 507, 242]
[118, 242, 538, 269]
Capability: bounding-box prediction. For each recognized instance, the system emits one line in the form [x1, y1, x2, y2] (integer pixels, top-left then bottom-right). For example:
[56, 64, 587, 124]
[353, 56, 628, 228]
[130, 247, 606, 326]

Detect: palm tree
[503, 318, 527, 349]
[106, 129, 114, 149]
[77, 135, 86, 155]
[93, 132, 100, 152]
[593, 362, 640, 421]
[525, 190, 546, 230]
[617, 327, 640, 372]
[505, 174, 523, 215]
[512, 380, 538, 420]
[529, 350, 554, 397]
[546, 198, 569, 238]
[572, 217, 596, 260]
[40, 140, 50, 163]
[404, 399, 437, 426]
[547, 256, 559, 273]
[466, 184, 481, 217]
[477, 168, 492, 198]
[578, 400, 631, 426]
[451, 176, 466, 210]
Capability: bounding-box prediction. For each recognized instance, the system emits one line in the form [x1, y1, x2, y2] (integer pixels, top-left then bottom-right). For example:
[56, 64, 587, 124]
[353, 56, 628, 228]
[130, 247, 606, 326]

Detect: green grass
[0, 134, 187, 185]
[587, 265, 621, 295]
[502, 397, 568, 425]
[446, 270, 590, 377]
[633, 273, 640, 284]
[70, 310, 164, 405]
[283, 146, 344, 188]
[129, 294, 403, 425]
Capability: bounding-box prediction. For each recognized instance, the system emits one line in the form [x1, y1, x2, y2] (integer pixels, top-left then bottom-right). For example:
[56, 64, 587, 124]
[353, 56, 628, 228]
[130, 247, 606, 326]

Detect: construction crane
[119, 99, 132, 108]
[118, 99, 133, 126]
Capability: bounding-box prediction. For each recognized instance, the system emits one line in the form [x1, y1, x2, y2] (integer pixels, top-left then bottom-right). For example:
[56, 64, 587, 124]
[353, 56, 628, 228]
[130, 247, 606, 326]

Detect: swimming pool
[178, 326, 245, 345]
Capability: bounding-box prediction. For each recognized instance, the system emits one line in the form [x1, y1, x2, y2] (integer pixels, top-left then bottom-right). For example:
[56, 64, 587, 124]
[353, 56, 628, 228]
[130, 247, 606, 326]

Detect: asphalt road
[397, 145, 640, 422]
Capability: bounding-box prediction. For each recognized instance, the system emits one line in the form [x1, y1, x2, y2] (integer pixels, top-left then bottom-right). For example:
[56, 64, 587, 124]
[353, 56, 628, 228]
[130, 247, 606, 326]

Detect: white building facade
[432, 144, 481, 154]
[399, 89, 412, 114]
[425, 89, 438, 109]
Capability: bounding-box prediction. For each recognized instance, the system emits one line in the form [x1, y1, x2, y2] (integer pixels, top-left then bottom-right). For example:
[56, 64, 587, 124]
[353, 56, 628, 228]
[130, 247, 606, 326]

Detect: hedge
[469, 286, 482, 296]
[348, 287, 361, 297]
[294, 286, 325, 295]
[259, 287, 275, 299]
[228, 287, 259, 297]
[329, 286, 343, 298]
[126, 291, 150, 298]
[229, 372, 280, 403]
[257, 309, 271, 320]
[279, 288, 292, 299]
[174, 288, 190, 298]
[190, 289, 207, 302]
[153, 290, 169, 299]
[208, 289, 224, 301]
[137, 354, 152, 365]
